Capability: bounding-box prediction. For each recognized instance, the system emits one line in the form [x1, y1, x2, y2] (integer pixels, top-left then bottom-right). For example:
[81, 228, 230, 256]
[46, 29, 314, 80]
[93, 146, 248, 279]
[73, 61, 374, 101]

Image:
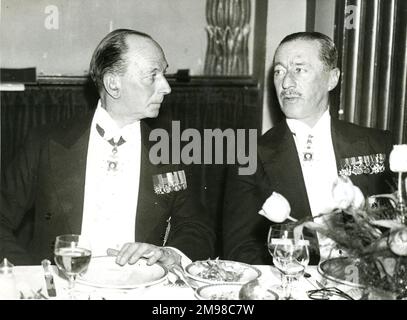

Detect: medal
[303, 134, 314, 161]
[303, 151, 313, 161]
[96, 124, 126, 172]
[107, 160, 118, 171]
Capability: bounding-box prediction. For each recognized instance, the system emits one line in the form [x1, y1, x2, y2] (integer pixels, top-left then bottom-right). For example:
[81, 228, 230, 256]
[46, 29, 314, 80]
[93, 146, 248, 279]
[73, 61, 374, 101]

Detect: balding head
[89, 29, 155, 93]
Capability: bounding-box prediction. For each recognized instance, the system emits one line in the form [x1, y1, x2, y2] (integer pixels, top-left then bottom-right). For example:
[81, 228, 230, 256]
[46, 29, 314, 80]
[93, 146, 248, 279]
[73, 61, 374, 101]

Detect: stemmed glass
[267, 224, 310, 299]
[54, 234, 92, 299]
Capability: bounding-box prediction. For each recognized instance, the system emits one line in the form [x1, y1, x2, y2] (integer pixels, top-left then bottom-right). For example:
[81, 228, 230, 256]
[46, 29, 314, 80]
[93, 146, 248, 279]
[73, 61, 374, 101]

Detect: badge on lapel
[152, 170, 187, 195]
[338, 153, 386, 177]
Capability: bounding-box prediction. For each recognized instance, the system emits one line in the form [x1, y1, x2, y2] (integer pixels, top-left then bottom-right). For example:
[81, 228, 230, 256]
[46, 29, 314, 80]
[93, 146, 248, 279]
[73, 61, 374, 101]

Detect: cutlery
[41, 259, 57, 297]
[168, 264, 196, 290]
[172, 275, 188, 287]
[19, 288, 48, 299]
[33, 288, 48, 300]
[316, 279, 328, 288]
[303, 275, 319, 290]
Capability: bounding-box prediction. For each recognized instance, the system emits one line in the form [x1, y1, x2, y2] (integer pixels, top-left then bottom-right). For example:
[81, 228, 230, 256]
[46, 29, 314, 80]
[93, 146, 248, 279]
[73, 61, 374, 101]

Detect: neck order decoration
[96, 124, 126, 172]
[303, 134, 314, 161]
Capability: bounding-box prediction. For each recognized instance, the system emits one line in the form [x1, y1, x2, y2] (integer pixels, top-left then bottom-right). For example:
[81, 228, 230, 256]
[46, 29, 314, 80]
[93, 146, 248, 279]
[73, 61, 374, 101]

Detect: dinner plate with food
[185, 258, 261, 286]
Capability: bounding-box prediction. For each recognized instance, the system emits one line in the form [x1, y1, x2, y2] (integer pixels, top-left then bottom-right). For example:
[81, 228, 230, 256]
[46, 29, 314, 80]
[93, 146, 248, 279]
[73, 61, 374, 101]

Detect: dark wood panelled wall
[334, 0, 407, 143]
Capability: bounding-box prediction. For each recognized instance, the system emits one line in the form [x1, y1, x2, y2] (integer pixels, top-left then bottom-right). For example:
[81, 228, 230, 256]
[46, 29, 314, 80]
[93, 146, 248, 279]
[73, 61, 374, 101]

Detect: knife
[41, 259, 57, 297]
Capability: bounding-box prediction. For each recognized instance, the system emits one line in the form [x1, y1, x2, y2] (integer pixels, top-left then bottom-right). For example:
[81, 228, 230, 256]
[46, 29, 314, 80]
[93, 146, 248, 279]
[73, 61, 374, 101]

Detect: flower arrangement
[259, 145, 407, 299]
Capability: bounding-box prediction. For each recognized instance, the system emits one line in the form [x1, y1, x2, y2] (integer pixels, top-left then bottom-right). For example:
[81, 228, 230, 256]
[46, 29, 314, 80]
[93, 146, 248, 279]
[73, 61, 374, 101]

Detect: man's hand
[106, 242, 181, 267]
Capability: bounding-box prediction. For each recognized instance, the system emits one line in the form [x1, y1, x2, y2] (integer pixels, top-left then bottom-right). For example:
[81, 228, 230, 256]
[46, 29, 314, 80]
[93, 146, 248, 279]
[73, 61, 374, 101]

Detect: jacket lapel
[135, 120, 170, 243]
[258, 121, 312, 221]
[49, 113, 93, 233]
[49, 114, 170, 240]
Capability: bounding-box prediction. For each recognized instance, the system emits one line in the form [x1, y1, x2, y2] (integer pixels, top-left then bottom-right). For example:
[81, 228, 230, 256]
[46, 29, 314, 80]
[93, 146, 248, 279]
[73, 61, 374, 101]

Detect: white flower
[258, 192, 293, 223]
[389, 144, 407, 172]
[332, 176, 354, 209]
[388, 227, 407, 256]
[352, 185, 366, 210]
[332, 175, 365, 210]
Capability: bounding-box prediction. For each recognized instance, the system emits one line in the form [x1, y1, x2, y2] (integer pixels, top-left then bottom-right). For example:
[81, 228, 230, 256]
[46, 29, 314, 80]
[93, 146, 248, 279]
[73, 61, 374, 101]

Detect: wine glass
[54, 234, 92, 299]
[267, 224, 310, 299]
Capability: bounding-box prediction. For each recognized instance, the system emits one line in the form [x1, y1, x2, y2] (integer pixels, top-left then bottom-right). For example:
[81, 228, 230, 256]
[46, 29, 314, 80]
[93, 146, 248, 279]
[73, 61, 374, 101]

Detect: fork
[20, 288, 48, 299]
[168, 266, 187, 287]
[173, 276, 187, 287]
[168, 264, 195, 290]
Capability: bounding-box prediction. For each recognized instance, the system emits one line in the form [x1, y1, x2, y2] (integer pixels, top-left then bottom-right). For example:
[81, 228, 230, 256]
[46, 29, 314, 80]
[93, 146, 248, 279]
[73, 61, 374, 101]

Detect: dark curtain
[334, 0, 407, 143]
[0, 79, 260, 257]
[1, 83, 97, 168]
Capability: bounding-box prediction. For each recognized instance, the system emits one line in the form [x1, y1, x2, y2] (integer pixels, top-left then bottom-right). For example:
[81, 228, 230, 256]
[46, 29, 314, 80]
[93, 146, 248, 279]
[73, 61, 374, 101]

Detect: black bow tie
[96, 124, 126, 147]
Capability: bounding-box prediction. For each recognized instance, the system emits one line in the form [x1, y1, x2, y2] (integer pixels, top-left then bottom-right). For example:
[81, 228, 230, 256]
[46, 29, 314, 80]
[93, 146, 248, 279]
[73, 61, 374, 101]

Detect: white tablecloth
[5, 263, 362, 300]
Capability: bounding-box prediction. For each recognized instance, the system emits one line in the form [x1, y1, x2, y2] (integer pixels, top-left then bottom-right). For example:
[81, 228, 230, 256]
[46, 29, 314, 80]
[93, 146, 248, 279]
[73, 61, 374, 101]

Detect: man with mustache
[223, 32, 394, 265]
[0, 29, 215, 267]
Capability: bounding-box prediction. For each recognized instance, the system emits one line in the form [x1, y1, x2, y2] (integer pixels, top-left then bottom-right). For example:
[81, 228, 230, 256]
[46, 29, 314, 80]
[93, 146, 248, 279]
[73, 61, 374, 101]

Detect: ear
[328, 68, 340, 91]
[103, 73, 121, 99]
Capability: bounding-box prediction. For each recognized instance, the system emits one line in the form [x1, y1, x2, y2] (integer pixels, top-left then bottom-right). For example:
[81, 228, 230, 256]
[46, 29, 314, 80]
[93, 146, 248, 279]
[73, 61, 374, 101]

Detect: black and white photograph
[0, 0, 406, 307]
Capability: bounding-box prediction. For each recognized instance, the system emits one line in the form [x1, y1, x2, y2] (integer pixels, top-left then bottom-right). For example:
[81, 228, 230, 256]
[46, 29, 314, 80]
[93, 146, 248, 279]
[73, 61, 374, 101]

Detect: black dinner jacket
[0, 112, 215, 265]
[223, 117, 394, 265]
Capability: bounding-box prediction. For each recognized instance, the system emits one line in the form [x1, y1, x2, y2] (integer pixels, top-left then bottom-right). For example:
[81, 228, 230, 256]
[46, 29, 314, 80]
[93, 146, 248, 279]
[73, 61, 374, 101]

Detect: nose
[282, 71, 296, 89]
[159, 75, 171, 95]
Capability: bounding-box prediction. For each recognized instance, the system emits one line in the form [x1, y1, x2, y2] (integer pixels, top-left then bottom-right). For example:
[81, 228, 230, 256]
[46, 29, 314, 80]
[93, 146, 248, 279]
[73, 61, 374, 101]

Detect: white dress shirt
[81, 100, 141, 256]
[286, 110, 343, 260]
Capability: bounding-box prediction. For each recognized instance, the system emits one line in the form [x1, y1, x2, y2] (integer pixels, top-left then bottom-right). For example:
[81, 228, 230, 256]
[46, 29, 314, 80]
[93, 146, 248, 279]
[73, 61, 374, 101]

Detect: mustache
[281, 90, 302, 98]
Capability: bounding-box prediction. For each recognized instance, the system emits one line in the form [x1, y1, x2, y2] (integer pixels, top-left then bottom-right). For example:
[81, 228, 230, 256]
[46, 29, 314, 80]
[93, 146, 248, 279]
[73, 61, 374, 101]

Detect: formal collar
[286, 109, 331, 138]
[94, 100, 141, 143]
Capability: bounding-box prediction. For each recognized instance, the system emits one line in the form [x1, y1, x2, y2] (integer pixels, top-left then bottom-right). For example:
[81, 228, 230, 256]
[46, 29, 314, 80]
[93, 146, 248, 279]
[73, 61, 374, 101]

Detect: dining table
[6, 262, 363, 300]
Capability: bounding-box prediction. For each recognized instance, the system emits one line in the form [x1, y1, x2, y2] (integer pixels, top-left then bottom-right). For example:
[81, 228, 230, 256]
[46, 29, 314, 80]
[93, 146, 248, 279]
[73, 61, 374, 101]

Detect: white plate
[195, 283, 279, 300]
[185, 260, 261, 285]
[77, 256, 168, 289]
[195, 284, 243, 300]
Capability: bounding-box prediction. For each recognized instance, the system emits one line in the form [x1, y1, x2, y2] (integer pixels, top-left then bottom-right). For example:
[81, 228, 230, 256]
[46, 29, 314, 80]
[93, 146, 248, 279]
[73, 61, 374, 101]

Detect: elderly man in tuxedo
[0, 29, 215, 266]
[223, 32, 394, 265]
